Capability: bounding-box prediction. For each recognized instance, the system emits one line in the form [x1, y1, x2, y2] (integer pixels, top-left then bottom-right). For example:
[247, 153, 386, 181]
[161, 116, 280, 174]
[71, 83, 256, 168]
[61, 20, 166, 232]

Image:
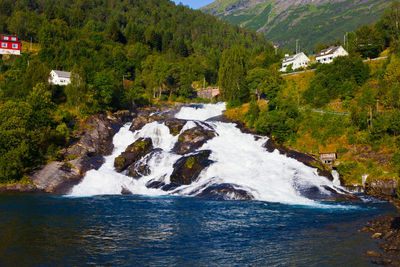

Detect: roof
[319, 144, 337, 154]
[52, 70, 71, 78]
[282, 52, 309, 64]
[316, 46, 341, 58]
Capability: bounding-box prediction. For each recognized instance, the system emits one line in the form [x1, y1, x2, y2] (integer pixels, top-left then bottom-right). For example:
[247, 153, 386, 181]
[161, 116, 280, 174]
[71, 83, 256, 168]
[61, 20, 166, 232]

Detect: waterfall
[69, 103, 349, 206]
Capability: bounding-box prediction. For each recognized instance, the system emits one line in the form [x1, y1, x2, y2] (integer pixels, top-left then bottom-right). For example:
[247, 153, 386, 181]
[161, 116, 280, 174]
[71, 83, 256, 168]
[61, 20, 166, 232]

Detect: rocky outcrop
[264, 138, 334, 181]
[170, 150, 213, 185]
[28, 110, 135, 194]
[114, 138, 153, 173]
[173, 124, 216, 155]
[164, 119, 187, 136]
[196, 183, 254, 200]
[365, 179, 398, 200]
[129, 114, 163, 132]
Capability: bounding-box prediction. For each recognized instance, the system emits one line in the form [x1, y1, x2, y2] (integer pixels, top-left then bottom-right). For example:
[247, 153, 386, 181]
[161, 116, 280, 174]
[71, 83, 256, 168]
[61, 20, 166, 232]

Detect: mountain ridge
[201, 0, 391, 52]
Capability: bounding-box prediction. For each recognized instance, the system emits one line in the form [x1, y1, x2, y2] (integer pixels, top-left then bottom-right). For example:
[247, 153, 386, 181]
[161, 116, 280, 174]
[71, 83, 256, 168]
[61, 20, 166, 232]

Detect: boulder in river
[170, 150, 213, 185]
[164, 119, 187, 136]
[173, 124, 216, 155]
[196, 183, 254, 200]
[114, 138, 153, 172]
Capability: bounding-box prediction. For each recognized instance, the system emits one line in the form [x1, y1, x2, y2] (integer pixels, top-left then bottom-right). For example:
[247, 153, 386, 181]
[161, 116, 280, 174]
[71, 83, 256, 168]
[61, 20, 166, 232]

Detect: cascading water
[70, 103, 349, 206]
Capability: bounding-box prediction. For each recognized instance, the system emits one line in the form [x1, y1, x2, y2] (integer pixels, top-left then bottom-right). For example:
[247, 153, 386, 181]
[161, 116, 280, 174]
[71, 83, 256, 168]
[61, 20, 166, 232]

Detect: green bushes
[303, 56, 370, 107]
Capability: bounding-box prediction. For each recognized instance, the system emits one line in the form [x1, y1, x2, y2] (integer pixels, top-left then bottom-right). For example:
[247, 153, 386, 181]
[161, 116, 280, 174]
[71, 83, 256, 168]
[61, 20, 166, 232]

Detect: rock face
[365, 179, 398, 200]
[170, 150, 213, 185]
[29, 111, 135, 194]
[264, 138, 334, 181]
[173, 124, 216, 155]
[114, 138, 153, 172]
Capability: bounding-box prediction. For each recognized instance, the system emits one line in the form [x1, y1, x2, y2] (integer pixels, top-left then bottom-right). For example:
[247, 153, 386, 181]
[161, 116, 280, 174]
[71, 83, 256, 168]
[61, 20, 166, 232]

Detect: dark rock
[161, 183, 181, 191]
[114, 138, 153, 172]
[121, 186, 133, 195]
[173, 125, 216, 155]
[170, 150, 213, 185]
[0, 183, 38, 193]
[146, 180, 166, 189]
[127, 164, 151, 179]
[164, 119, 187, 136]
[264, 138, 334, 181]
[196, 183, 254, 200]
[129, 114, 163, 132]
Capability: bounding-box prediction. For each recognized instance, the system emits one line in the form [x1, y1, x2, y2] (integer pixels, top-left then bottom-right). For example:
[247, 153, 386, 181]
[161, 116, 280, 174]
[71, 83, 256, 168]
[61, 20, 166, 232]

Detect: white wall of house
[48, 70, 71, 86]
[316, 46, 348, 64]
[280, 52, 310, 72]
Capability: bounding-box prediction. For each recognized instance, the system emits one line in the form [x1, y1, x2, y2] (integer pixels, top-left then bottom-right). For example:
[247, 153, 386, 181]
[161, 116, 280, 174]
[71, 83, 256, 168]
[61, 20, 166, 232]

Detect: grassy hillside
[202, 0, 391, 52]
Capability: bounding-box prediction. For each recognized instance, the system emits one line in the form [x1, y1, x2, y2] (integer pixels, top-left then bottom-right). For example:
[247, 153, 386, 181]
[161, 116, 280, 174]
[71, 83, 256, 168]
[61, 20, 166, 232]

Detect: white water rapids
[70, 103, 346, 206]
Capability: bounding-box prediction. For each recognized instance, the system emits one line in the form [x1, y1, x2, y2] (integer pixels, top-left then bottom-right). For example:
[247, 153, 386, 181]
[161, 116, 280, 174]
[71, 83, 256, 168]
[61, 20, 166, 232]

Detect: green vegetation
[0, 0, 275, 183]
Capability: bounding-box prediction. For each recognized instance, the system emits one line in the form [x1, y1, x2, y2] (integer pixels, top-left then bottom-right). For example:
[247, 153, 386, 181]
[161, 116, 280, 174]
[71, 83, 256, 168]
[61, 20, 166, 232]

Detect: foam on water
[70, 102, 354, 207]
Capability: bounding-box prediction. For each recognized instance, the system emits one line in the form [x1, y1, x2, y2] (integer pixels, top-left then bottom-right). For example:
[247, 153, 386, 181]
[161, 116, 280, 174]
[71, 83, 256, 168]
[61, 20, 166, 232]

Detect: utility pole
[296, 39, 299, 54]
[376, 99, 379, 113]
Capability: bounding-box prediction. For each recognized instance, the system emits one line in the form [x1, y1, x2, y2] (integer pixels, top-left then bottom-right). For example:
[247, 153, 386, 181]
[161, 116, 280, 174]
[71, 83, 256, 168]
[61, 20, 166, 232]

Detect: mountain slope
[201, 0, 391, 52]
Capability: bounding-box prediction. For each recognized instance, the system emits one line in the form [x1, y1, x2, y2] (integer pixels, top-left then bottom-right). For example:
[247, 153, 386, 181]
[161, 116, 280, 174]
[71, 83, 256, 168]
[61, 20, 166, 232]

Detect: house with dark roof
[48, 70, 71, 86]
[280, 52, 310, 72]
[315, 46, 348, 64]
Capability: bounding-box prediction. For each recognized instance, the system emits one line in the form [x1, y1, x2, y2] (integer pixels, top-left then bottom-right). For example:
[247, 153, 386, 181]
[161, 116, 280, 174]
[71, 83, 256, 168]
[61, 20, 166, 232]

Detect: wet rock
[146, 180, 166, 189]
[264, 139, 334, 181]
[127, 164, 151, 179]
[121, 186, 133, 195]
[366, 250, 381, 257]
[196, 183, 254, 200]
[161, 183, 181, 191]
[170, 150, 213, 185]
[372, 232, 383, 239]
[129, 115, 163, 132]
[114, 138, 153, 172]
[173, 125, 216, 155]
[164, 119, 187, 136]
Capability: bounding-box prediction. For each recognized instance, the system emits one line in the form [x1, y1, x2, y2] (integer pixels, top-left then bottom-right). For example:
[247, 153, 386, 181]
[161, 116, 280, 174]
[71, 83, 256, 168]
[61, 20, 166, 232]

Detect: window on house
[12, 44, 17, 49]
[1, 43, 7, 48]
[3, 37, 8, 40]
[11, 37, 16, 41]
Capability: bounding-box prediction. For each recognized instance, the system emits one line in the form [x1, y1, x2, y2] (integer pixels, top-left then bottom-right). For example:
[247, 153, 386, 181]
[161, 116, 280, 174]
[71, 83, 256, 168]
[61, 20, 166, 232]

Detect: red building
[0, 35, 21, 55]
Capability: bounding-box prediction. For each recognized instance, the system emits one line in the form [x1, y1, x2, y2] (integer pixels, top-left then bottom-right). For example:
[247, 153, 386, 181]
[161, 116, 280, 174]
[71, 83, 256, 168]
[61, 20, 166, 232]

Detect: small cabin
[49, 70, 71, 86]
[319, 145, 337, 165]
[0, 35, 21, 55]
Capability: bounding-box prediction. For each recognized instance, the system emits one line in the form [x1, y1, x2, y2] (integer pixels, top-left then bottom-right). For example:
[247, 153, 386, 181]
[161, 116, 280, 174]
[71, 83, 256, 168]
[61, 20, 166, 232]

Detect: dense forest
[227, 0, 400, 185]
[0, 0, 280, 183]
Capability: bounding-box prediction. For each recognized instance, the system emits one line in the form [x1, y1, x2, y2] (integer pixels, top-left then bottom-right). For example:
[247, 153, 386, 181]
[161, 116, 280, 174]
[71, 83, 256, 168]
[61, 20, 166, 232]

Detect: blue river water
[0, 194, 395, 266]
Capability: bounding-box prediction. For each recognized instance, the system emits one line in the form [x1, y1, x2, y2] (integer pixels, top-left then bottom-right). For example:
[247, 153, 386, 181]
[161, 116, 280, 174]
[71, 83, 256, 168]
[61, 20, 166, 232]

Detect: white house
[315, 46, 348, 64]
[48, 70, 71, 86]
[280, 52, 310, 72]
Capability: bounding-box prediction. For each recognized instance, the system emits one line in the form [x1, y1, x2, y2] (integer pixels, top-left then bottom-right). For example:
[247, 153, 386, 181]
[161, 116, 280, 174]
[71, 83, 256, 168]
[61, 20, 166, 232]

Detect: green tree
[218, 45, 249, 106]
